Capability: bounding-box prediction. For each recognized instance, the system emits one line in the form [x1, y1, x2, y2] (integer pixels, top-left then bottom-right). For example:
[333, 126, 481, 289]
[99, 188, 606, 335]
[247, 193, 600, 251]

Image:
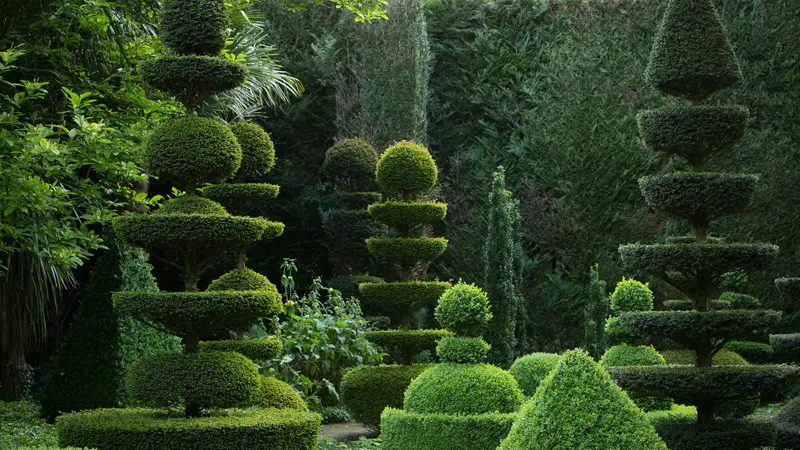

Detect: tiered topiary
[55, 1, 319, 448]
[380, 282, 524, 450]
[499, 349, 668, 450]
[609, 1, 800, 448]
[320, 138, 384, 298]
[342, 141, 452, 427]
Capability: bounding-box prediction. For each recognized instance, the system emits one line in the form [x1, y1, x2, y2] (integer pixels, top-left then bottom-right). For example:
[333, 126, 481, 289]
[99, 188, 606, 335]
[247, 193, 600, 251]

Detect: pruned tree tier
[364, 329, 453, 362]
[639, 173, 757, 222]
[366, 237, 448, 263]
[198, 337, 283, 361]
[360, 281, 450, 316]
[619, 243, 779, 279]
[637, 106, 748, 167]
[368, 201, 447, 231]
[618, 310, 781, 346]
[140, 56, 247, 106]
[202, 183, 280, 205]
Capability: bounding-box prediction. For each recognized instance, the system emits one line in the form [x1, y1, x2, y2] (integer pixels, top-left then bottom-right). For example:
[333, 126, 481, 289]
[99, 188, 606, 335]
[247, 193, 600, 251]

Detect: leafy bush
[380, 408, 517, 450]
[404, 363, 523, 415]
[341, 364, 432, 428]
[507, 353, 560, 397]
[436, 337, 490, 364]
[499, 349, 667, 450]
[653, 418, 776, 450]
[610, 278, 654, 315]
[435, 282, 492, 337]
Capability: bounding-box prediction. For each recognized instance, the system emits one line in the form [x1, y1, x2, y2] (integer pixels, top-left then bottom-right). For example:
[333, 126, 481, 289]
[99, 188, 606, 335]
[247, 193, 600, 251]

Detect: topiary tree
[56, 1, 320, 448]
[583, 264, 608, 359]
[609, 1, 800, 448]
[604, 277, 654, 346]
[319, 138, 383, 297]
[341, 140, 451, 427]
[380, 282, 524, 450]
[499, 349, 668, 450]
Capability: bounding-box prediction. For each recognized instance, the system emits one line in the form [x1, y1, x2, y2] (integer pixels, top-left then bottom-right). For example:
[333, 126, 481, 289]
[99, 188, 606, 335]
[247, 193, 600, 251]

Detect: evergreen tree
[583, 264, 608, 359]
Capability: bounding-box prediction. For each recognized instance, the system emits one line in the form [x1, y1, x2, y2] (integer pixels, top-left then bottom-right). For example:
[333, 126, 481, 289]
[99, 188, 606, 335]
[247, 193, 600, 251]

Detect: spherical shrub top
[599, 345, 666, 367]
[508, 353, 561, 397]
[161, 0, 228, 56]
[610, 277, 653, 315]
[230, 122, 275, 181]
[323, 138, 379, 191]
[147, 116, 242, 189]
[435, 282, 492, 337]
[155, 196, 228, 215]
[404, 363, 523, 415]
[436, 337, 491, 364]
[376, 140, 437, 198]
[207, 268, 278, 293]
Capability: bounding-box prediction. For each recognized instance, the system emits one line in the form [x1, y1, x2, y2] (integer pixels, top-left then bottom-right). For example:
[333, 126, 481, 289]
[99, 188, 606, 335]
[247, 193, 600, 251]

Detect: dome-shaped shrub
[323, 138, 379, 191]
[257, 376, 307, 411]
[207, 268, 278, 293]
[610, 278, 654, 314]
[404, 363, 523, 415]
[230, 122, 275, 181]
[147, 117, 242, 189]
[155, 196, 228, 216]
[436, 337, 491, 364]
[508, 353, 561, 397]
[435, 282, 492, 337]
[600, 345, 666, 367]
[376, 140, 437, 198]
[160, 0, 228, 56]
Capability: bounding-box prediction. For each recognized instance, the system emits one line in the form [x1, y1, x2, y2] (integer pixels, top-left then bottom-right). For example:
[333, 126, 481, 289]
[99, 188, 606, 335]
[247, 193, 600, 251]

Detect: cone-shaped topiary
[611, 1, 800, 448]
[499, 349, 668, 450]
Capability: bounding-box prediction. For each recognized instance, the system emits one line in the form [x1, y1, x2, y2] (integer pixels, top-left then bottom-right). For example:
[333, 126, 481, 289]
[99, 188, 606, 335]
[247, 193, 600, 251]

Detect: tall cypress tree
[609, 1, 800, 448]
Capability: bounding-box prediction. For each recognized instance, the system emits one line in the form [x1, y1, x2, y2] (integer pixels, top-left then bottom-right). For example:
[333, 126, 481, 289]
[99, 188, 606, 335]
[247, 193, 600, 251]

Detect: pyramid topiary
[499, 349, 668, 450]
[380, 282, 523, 450]
[609, 1, 800, 448]
[341, 141, 452, 427]
[56, 1, 320, 448]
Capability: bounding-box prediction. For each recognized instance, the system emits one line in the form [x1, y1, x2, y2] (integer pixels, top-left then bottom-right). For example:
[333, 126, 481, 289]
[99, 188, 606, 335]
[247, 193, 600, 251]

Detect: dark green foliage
[380, 408, 516, 450]
[329, 275, 383, 299]
[584, 265, 608, 359]
[619, 310, 781, 346]
[719, 292, 761, 310]
[113, 290, 282, 340]
[499, 349, 667, 450]
[199, 337, 283, 361]
[435, 282, 492, 337]
[637, 106, 749, 167]
[56, 408, 321, 450]
[600, 345, 666, 367]
[375, 140, 437, 198]
[156, 197, 228, 216]
[229, 122, 276, 181]
[126, 352, 260, 408]
[404, 363, 523, 415]
[661, 349, 748, 366]
[608, 365, 800, 405]
[436, 337, 490, 364]
[322, 209, 382, 269]
[654, 419, 775, 450]
[777, 396, 800, 426]
[206, 268, 278, 293]
[360, 281, 449, 320]
[363, 329, 452, 362]
[507, 353, 560, 397]
[340, 364, 432, 428]
[724, 341, 773, 364]
[140, 57, 247, 108]
[146, 117, 242, 189]
[776, 278, 800, 300]
[662, 299, 730, 311]
[644, 0, 742, 101]
[201, 183, 281, 212]
[639, 173, 757, 221]
[368, 201, 447, 231]
[323, 138, 379, 191]
[610, 278, 654, 314]
[256, 376, 307, 410]
[320, 192, 383, 211]
[160, 0, 227, 56]
[365, 237, 448, 263]
[770, 334, 800, 363]
[777, 424, 800, 450]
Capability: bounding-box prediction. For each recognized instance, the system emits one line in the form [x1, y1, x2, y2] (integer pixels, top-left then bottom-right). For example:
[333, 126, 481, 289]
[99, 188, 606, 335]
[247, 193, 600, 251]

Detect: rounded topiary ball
[436, 337, 491, 364]
[610, 278, 653, 315]
[435, 282, 492, 337]
[323, 138, 379, 191]
[147, 117, 242, 190]
[404, 363, 523, 415]
[207, 268, 278, 293]
[155, 196, 228, 215]
[230, 122, 275, 182]
[376, 140, 437, 198]
[161, 0, 228, 56]
[508, 353, 561, 397]
[257, 376, 307, 411]
[599, 345, 665, 367]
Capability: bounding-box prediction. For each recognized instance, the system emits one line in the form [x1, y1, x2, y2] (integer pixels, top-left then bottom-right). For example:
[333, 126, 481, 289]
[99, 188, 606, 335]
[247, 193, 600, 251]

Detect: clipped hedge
[376, 140, 438, 198]
[654, 418, 775, 450]
[662, 299, 730, 311]
[639, 172, 757, 221]
[145, 116, 241, 188]
[206, 267, 278, 293]
[380, 408, 516, 450]
[140, 56, 247, 105]
[56, 407, 321, 450]
[199, 337, 282, 361]
[341, 364, 432, 428]
[256, 376, 307, 410]
[368, 201, 447, 230]
[436, 337, 490, 364]
[126, 352, 260, 408]
[202, 183, 280, 206]
[404, 363, 523, 415]
[723, 341, 773, 364]
[508, 353, 560, 397]
[366, 237, 448, 263]
[160, 0, 227, 56]
[618, 310, 781, 345]
[230, 122, 276, 181]
[771, 333, 800, 363]
[661, 349, 748, 366]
